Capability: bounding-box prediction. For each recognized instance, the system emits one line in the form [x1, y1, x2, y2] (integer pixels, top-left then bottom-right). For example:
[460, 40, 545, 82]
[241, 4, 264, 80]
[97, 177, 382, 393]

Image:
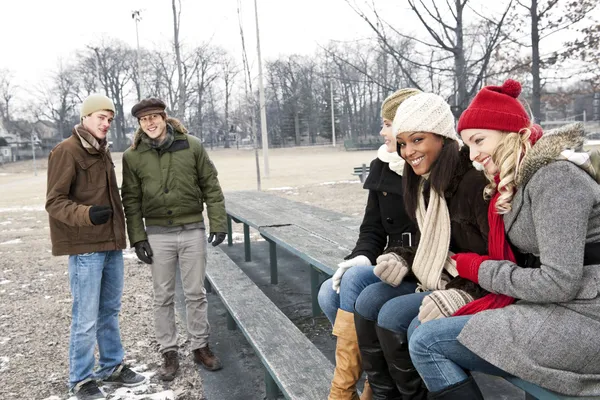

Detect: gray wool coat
[458, 123, 600, 396]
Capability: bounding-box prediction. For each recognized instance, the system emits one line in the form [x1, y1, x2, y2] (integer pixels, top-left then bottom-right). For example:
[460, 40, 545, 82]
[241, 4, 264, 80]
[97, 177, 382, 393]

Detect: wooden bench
[205, 246, 334, 399]
[504, 377, 600, 400]
[352, 163, 370, 183]
[225, 191, 361, 316]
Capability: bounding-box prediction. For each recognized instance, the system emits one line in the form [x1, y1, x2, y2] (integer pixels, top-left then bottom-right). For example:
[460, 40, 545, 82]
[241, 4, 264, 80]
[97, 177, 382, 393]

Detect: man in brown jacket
[46, 94, 145, 400]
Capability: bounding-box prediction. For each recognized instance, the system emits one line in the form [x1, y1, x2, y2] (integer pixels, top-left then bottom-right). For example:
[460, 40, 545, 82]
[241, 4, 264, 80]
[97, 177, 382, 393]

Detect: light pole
[132, 10, 143, 100]
[254, 0, 269, 178]
[330, 80, 336, 147]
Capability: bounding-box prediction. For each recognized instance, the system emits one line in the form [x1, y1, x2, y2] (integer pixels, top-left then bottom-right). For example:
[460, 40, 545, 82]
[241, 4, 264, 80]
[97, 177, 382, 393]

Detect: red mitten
[452, 253, 490, 284]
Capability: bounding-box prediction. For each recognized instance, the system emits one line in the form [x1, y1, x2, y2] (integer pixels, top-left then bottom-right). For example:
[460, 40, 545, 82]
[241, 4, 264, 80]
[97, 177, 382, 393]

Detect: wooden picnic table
[224, 190, 363, 316]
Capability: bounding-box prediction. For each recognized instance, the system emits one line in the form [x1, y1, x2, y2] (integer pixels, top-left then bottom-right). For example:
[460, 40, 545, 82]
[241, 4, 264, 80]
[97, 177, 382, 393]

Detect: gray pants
[147, 228, 209, 353]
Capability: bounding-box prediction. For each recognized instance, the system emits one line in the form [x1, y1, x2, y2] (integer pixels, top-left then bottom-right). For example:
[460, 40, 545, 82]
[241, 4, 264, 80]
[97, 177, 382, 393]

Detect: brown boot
[193, 345, 223, 371]
[159, 351, 179, 381]
[328, 309, 361, 400]
[360, 379, 373, 400]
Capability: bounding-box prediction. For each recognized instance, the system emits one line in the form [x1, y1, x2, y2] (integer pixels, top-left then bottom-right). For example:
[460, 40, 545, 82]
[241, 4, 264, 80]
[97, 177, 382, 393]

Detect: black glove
[89, 205, 113, 225]
[134, 240, 153, 264]
[208, 232, 226, 247]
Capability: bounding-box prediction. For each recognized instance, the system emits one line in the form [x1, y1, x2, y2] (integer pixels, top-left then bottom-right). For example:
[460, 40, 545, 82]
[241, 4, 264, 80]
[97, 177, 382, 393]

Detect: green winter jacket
[121, 118, 227, 246]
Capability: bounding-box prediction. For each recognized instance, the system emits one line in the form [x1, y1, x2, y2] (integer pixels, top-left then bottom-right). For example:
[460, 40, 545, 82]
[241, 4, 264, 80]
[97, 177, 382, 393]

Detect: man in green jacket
[121, 98, 227, 381]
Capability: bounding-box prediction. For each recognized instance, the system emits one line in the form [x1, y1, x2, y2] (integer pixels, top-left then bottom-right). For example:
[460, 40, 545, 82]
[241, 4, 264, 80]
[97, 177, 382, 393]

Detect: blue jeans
[68, 250, 124, 387]
[408, 316, 510, 392]
[318, 265, 416, 325]
[355, 281, 427, 333]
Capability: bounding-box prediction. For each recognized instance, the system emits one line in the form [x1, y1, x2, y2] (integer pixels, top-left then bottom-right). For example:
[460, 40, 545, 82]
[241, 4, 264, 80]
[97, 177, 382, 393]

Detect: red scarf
[453, 185, 515, 316]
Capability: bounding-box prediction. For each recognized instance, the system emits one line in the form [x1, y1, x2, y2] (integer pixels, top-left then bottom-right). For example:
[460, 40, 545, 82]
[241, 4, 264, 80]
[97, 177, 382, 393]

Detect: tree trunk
[454, 0, 468, 117]
[172, 0, 185, 120]
[294, 111, 301, 145]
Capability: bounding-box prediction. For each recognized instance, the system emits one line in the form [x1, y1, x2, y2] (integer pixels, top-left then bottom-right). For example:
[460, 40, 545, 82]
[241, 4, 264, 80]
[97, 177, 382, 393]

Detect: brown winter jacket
[45, 126, 126, 256]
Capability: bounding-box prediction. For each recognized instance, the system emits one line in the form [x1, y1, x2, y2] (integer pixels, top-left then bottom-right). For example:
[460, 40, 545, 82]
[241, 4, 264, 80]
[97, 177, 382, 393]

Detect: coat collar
[505, 123, 586, 232]
[517, 122, 585, 187]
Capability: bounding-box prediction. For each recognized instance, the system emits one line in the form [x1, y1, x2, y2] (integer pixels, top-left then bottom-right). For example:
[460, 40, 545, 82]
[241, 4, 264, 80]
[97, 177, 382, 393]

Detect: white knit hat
[392, 93, 459, 141]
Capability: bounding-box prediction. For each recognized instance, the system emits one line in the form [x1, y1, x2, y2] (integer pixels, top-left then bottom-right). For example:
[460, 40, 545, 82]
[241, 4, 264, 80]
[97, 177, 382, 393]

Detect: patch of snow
[44, 295, 51, 300]
[0, 205, 45, 212]
[0, 239, 21, 245]
[0, 280, 11, 285]
[267, 186, 297, 191]
[0, 337, 11, 345]
[0, 356, 9, 372]
[319, 180, 360, 186]
[3, 269, 12, 273]
[41, 396, 61, 400]
[0, 221, 12, 225]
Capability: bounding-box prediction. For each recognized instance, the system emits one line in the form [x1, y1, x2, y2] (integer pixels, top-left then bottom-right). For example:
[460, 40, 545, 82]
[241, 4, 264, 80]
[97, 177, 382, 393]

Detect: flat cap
[131, 98, 167, 119]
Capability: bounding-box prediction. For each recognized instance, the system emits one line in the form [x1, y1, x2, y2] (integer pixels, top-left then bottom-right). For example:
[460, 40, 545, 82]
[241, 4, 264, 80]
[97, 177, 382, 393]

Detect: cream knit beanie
[392, 93, 459, 141]
[381, 88, 422, 121]
[80, 94, 115, 120]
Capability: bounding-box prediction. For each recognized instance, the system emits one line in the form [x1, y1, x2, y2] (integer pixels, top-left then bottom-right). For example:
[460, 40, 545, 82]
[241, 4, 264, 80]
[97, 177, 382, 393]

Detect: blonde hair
[484, 128, 532, 214]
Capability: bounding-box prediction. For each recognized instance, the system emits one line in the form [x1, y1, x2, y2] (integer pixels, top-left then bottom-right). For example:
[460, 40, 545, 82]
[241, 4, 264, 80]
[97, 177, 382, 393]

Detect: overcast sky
[1, 0, 595, 109]
[0, 0, 411, 97]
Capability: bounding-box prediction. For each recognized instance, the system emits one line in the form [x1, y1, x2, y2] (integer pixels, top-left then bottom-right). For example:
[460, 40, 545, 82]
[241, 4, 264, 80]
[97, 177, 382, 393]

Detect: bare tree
[345, 0, 513, 116]
[0, 69, 17, 123]
[510, 0, 598, 122]
[219, 53, 239, 148]
[172, 0, 185, 119]
[35, 62, 80, 138]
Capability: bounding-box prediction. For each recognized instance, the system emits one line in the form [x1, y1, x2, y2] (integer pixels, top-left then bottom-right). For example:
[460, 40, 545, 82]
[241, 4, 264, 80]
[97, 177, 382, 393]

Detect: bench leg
[310, 266, 322, 317]
[244, 224, 251, 262]
[226, 311, 237, 331]
[269, 240, 278, 284]
[227, 215, 233, 246]
[204, 277, 212, 294]
[265, 369, 281, 399]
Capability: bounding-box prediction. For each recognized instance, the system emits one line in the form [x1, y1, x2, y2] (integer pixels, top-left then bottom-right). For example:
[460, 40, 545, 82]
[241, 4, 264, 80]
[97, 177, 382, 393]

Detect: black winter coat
[387, 146, 490, 297]
[345, 158, 417, 265]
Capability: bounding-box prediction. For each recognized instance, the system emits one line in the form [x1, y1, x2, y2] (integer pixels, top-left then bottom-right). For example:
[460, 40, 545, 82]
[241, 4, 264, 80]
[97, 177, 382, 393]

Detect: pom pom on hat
[500, 79, 522, 98]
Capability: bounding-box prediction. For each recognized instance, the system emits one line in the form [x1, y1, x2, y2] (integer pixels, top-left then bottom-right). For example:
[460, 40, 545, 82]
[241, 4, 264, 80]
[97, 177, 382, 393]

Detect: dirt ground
[0, 145, 376, 400]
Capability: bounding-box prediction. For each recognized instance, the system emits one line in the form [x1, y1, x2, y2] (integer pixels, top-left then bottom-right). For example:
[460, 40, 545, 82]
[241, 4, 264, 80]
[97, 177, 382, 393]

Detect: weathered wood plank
[260, 225, 350, 276]
[206, 247, 334, 400]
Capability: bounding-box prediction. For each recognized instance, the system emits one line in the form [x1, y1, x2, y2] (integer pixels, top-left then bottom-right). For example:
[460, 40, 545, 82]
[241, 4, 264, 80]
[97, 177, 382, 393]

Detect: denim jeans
[318, 265, 382, 324]
[68, 250, 124, 388]
[408, 316, 510, 391]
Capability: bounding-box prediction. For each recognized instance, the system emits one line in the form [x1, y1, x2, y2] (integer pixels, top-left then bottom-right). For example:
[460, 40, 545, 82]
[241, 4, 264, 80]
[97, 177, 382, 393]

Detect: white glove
[332, 255, 372, 294]
[374, 252, 409, 287]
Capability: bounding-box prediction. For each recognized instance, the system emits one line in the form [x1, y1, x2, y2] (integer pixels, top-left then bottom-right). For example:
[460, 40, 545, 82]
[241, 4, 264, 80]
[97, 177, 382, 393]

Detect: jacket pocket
[76, 158, 107, 192]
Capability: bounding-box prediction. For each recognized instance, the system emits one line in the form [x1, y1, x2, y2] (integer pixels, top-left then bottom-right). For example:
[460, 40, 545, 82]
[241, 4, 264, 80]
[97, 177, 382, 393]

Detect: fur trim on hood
[131, 117, 188, 149]
[517, 122, 586, 187]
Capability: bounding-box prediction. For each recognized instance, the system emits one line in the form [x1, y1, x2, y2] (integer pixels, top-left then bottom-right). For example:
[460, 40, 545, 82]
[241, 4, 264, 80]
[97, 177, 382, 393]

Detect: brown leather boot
[159, 351, 179, 381]
[329, 309, 361, 400]
[193, 345, 223, 371]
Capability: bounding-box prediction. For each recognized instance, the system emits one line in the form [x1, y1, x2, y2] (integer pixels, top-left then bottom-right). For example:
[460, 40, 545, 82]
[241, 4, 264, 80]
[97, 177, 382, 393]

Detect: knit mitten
[418, 289, 474, 323]
[374, 253, 409, 287]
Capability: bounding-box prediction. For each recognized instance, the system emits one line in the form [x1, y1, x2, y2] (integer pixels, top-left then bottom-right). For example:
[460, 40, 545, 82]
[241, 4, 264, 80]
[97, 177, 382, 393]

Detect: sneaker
[193, 345, 222, 371]
[102, 363, 146, 387]
[159, 351, 180, 381]
[72, 379, 105, 400]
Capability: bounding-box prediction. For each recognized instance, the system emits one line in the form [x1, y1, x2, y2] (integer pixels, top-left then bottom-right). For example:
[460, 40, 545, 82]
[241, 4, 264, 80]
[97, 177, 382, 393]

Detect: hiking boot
[72, 379, 105, 400]
[102, 363, 146, 387]
[193, 345, 222, 371]
[159, 351, 180, 381]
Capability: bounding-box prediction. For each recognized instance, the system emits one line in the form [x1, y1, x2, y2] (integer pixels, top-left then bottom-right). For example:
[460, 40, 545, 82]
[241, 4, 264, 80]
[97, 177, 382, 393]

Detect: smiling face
[461, 128, 505, 175]
[397, 131, 444, 176]
[139, 113, 167, 142]
[82, 110, 114, 140]
[379, 118, 396, 152]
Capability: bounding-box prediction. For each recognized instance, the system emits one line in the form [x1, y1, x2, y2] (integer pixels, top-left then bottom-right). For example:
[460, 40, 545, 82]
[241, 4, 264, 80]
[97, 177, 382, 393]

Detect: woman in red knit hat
[408, 79, 600, 399]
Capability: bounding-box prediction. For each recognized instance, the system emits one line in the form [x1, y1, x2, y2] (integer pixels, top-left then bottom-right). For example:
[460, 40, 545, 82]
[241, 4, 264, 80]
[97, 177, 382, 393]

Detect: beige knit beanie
[381, 88, 422, 121]
[392, 92, 459, 141]
[80, 94, 115, 120]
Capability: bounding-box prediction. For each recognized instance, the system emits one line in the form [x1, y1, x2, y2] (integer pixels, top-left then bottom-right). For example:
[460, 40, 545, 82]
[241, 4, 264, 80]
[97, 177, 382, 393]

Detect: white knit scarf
[377, 144, 405, 176]
[411, 178, 457, 290]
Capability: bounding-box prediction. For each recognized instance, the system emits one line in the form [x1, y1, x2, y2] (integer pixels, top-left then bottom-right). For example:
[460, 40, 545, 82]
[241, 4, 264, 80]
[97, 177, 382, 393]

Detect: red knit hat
[457, 79, 530, 134]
